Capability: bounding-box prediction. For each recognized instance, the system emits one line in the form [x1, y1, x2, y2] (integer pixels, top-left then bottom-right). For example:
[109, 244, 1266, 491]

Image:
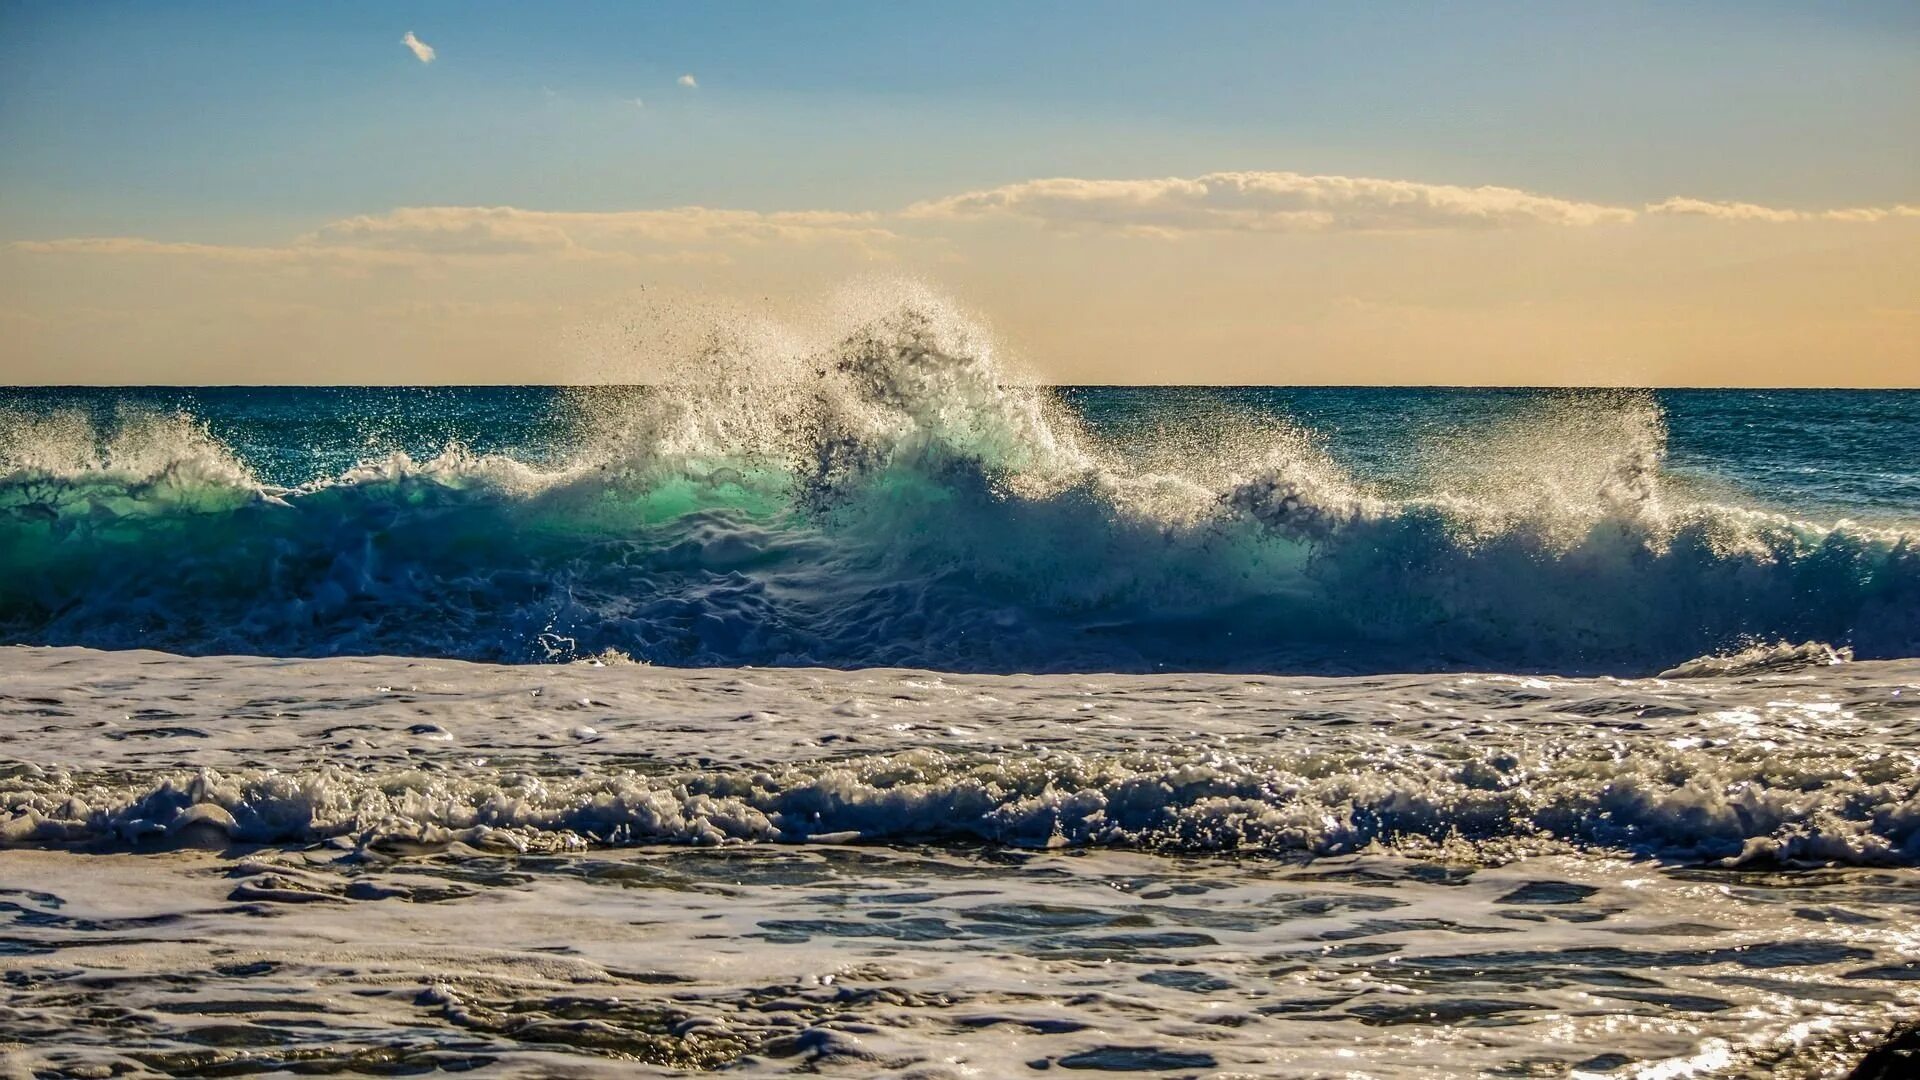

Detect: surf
[2, 289, 1916, 673]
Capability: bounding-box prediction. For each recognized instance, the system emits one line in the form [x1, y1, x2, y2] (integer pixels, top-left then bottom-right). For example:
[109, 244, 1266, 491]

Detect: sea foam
[5, 646, 1918, 867]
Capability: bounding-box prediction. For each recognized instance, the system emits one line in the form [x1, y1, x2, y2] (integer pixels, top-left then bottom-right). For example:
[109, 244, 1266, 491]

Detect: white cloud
[11, 236, 423, 267]
[677, 74, 698, 88]
[631, 97, 645, 109]
[1646, 196, 1920, 223]
[11, 205, 901, 268]
[905, 171, 1639, 233]
[304, 206, 897, 254]
[1645, 197, 1803, 223]
[308, 208, 578, 254]
[17, 174, 1918, 275]
[401, 31, 435, 64]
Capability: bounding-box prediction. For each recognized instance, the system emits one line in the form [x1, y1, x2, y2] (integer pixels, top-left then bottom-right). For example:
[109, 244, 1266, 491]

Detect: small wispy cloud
[631, 97, 646, 109]
[1645, 196, 1920, 224]
[677, 74, 698, 88]
[287, 205, 900, 256]
[401, 31, 436, 64]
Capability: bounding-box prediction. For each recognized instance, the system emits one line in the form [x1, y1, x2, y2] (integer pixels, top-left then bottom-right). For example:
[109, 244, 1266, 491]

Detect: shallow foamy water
[3, 646, 1919, 1077]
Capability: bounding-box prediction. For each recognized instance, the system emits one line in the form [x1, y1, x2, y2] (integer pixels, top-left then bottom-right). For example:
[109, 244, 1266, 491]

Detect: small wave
[3, 287, 1917, 673]
[6, 740, 1918, 866]
[1658, 640, 1854, 680]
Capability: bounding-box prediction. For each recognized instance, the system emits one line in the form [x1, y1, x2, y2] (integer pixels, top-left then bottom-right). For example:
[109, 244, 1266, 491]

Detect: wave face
[3, 290, 1918, 673]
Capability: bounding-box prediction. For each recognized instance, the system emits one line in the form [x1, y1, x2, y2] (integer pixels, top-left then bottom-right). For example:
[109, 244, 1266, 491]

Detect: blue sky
[3, 1, 1915, 240]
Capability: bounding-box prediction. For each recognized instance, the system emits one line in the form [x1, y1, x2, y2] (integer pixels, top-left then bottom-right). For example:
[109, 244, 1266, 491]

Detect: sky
[1, 1, 1915, 385]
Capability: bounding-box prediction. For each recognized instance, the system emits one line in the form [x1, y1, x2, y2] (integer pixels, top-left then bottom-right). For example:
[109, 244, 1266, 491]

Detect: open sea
[3, 306, 1919, 1077]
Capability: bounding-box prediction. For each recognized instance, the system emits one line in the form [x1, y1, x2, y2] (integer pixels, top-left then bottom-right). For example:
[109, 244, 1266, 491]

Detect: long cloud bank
[13, 171, 1917, 264]
[904, 171, 1638, 232]
[905, 173, 1916, 234]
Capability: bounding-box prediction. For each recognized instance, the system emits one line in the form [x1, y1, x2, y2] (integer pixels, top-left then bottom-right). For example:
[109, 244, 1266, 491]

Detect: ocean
[2, 306, 1918, 1077]
[2, 381, 1916, 672]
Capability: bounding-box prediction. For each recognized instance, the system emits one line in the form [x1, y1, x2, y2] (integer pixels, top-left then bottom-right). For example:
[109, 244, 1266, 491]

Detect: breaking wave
[2, 286, 1917, 673]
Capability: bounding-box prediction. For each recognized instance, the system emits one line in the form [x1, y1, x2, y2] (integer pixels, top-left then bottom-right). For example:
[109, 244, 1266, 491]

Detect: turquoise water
[1, 378, 1916, 672]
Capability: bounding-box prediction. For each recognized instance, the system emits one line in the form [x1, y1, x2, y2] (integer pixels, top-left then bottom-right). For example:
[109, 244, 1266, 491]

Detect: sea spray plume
[799, 302, 1076, 502]
[0, 406, 260, 522]
[561, 282, 1093, 506]
[0, 409, 101, 476]
[1417, 390, 1671, 527]
[1220, 433, 1375, 543]
[0, 406, 256, 492]
[1222, 392, 1673, 547]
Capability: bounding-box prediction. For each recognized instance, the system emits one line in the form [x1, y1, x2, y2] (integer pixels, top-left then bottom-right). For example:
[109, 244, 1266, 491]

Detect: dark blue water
[1, 382, 1916, 672]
